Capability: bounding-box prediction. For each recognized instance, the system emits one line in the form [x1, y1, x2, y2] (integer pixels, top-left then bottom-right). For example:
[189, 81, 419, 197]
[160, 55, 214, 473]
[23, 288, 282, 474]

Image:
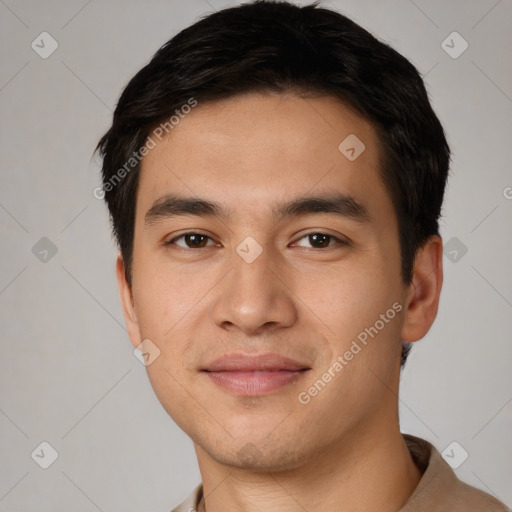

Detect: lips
[203, 353, 310, 372]
[202, 353, 310, 396]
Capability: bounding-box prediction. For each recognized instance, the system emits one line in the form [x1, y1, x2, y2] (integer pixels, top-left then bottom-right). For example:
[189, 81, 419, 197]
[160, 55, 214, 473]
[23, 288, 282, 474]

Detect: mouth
[202, 353, 311, 396]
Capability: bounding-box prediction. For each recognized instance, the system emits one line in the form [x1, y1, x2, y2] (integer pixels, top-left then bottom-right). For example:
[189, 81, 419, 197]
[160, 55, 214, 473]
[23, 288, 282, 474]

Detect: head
[96, 1, 448, 470]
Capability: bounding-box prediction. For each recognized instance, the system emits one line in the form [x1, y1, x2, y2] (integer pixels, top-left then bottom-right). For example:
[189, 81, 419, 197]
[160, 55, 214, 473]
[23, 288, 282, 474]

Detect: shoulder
[401, 434, 508, 511]
[445, 478, 509, 511]
[169, 483, 203, 512]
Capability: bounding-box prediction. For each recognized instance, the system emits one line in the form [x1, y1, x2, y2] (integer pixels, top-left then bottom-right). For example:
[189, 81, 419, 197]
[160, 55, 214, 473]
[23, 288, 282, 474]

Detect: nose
[210, 246, 297, 336]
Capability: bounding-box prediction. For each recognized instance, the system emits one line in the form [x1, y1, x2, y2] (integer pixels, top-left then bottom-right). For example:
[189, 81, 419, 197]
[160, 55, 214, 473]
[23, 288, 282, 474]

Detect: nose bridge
[211, 242, 296, 334]
[236, 247, 283, 299]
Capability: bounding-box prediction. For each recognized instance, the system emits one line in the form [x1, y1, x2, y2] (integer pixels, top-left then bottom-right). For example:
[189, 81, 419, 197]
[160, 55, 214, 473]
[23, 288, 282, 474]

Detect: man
[95, 1, 508, 510]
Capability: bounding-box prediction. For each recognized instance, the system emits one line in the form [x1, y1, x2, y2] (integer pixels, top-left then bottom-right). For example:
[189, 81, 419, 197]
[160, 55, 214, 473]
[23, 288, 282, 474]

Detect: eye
[292, 232, 346, 249]
[167, 232, 217, 249]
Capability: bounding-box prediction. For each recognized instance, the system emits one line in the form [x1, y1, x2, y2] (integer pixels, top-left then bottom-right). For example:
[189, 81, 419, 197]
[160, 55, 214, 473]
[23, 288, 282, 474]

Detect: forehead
[136, 92, 388, 221]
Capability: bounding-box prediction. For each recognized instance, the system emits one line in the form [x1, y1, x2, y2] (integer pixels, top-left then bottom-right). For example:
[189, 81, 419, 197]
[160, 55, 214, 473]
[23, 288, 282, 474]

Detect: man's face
[123, 92, 410, 469]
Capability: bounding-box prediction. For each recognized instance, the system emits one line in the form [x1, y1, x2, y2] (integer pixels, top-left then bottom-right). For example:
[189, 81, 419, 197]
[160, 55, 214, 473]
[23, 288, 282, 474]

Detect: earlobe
[400, 235, 443, 343]
[116, 253, 142, 348]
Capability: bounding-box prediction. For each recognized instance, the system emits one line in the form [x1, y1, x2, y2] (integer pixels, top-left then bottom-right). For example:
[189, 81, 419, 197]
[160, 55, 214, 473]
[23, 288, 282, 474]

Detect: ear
[401, 235, 443, 342]
[116, 252, 142, 349]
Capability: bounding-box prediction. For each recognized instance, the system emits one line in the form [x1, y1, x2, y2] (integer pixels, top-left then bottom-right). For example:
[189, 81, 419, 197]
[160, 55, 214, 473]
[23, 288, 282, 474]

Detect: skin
[116, 92, 443, 512]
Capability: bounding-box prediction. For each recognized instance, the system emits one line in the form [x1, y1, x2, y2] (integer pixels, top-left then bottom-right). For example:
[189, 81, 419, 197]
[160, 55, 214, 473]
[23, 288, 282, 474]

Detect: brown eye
[308, 233, 332, 248]
[293, 232, 343, 249]
[168, 233, 215, 248]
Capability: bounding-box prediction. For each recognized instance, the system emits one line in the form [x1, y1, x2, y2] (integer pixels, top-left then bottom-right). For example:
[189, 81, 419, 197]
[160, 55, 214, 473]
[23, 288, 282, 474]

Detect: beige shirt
[171, 434, 508, 511]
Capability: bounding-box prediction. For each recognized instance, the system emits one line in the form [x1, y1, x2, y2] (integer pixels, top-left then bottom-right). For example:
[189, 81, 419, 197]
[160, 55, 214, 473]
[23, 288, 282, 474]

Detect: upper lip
[203, 353, 310, 372]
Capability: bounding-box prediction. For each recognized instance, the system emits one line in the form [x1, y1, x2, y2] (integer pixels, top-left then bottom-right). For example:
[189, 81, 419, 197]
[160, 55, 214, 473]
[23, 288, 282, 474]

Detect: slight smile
[202, 353, 311, 396]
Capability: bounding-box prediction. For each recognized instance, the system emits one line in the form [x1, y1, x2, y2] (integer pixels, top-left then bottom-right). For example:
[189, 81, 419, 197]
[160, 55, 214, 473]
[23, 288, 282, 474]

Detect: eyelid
[165, 230, 350, 250]
[165, 231, 219, 248]
[291, 231, 349, 249]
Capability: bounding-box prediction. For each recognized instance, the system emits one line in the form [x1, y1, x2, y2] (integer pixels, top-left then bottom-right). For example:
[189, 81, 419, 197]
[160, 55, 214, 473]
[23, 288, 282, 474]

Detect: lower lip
[204, 370, 308, 396]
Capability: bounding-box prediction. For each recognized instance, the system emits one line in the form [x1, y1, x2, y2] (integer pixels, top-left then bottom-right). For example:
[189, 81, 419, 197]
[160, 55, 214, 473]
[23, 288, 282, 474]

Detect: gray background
[1, 0, 511, 510]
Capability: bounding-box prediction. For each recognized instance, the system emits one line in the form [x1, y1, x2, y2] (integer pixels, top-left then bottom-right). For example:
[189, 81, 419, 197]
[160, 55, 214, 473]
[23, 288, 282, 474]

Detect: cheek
[300, 255, 397, 332]
[130, 263, 209, 426]
[131, 248, 210, 339]
[304, 257, 404, 386]
[296, 269, 403, 429]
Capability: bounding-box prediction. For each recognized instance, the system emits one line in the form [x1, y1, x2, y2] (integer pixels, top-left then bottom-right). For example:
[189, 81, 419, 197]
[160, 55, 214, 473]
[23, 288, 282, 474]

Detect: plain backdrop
[1, 1, 511, 511]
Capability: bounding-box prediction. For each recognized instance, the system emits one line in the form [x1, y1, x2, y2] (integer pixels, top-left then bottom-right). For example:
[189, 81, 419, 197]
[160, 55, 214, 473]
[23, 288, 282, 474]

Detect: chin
[211, 443, 311, 472]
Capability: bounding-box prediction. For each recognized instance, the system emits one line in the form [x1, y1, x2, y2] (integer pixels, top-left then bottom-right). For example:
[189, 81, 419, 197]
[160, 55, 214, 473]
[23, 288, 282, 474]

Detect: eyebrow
[144, 193, 369, 226]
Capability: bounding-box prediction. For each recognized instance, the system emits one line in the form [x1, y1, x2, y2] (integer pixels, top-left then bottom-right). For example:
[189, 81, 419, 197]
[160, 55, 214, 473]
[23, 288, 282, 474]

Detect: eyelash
[165, 232, 348, 250]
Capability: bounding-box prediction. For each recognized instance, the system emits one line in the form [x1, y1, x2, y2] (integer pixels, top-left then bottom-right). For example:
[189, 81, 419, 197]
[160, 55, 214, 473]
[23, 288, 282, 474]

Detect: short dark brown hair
[96, 0, 450, 366]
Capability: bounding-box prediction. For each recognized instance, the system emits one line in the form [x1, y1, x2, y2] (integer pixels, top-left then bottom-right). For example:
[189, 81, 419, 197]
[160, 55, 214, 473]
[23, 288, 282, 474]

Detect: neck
[195, 425, 422, 512]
